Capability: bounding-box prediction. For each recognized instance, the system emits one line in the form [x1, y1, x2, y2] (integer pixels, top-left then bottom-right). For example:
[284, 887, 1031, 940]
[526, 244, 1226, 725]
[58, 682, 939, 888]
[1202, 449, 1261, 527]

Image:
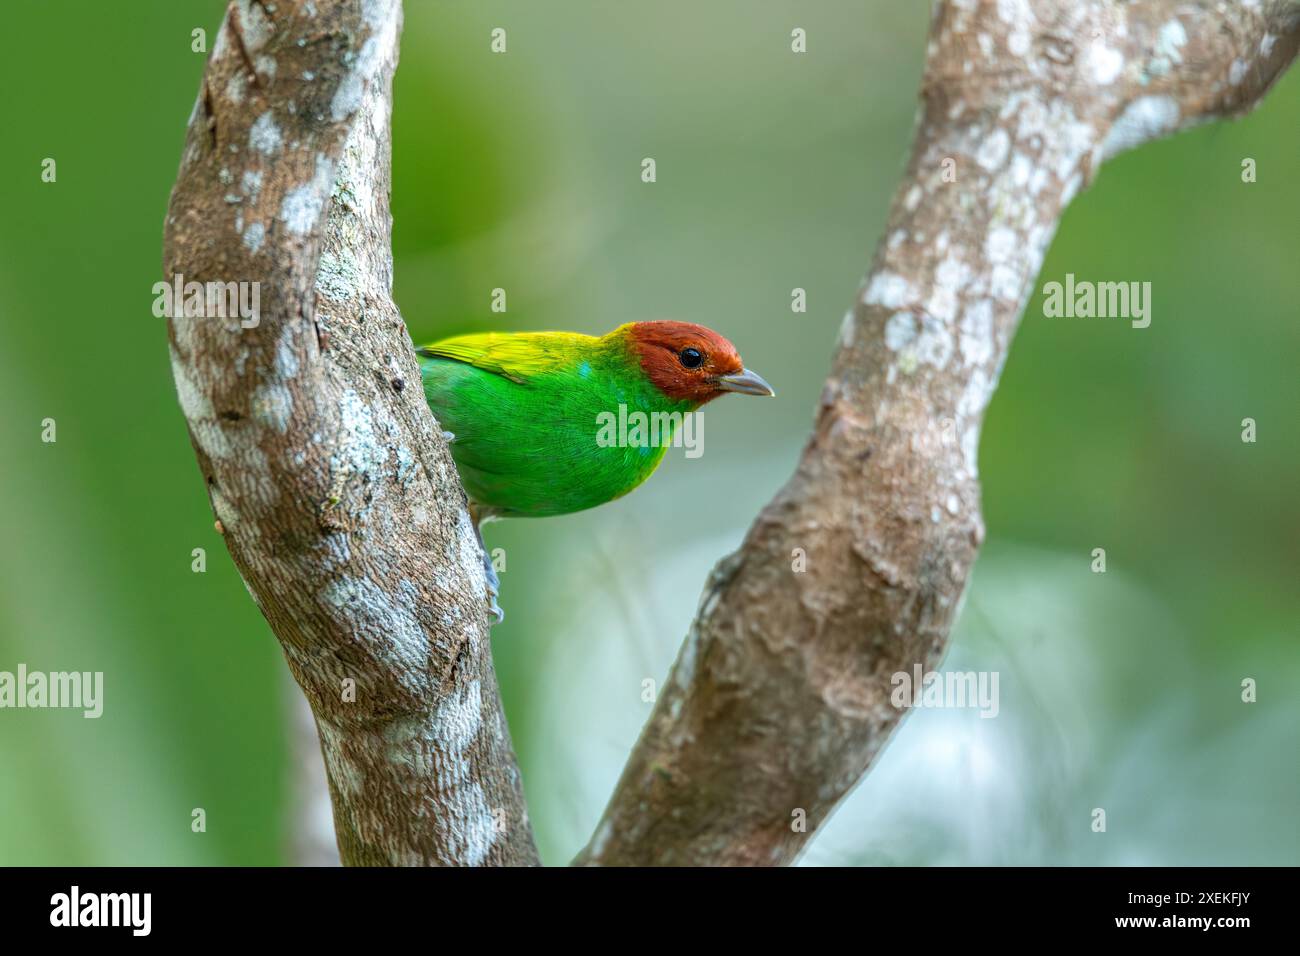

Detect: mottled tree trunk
[164, 0, 536, 866]
[575, 0, 1299, 866]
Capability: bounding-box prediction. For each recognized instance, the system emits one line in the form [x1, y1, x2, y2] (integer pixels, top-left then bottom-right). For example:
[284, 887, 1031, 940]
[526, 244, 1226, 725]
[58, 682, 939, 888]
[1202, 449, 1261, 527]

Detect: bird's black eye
[679, 347, 704, 369]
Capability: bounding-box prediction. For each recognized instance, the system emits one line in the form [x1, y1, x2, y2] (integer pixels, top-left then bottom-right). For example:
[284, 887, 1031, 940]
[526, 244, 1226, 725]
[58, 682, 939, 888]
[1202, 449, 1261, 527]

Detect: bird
[415, 320, 774, 620]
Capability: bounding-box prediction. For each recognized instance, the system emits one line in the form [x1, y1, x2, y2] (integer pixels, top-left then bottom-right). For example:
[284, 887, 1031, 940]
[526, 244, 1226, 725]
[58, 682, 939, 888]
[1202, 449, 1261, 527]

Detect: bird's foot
[486, 591, 505, 626]
[479, 524, 504, 625]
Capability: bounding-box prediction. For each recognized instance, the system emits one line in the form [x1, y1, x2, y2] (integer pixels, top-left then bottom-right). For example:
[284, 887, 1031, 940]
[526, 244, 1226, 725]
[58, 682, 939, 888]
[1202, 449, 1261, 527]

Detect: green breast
[420, 349, 693, 517]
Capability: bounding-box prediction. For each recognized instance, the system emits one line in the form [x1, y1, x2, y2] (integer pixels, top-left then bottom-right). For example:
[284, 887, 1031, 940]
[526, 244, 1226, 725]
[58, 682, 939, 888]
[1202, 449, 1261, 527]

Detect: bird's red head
[622, 321, 774, 405]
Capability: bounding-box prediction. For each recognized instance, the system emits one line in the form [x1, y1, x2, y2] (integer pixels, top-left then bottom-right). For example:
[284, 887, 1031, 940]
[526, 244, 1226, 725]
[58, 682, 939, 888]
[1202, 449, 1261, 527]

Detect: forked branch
[164, 0, 1297, 867]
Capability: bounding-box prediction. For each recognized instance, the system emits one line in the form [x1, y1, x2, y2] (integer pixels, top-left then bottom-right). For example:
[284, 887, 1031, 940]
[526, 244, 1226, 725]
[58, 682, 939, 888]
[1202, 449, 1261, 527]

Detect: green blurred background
[1, 1, 1295, 865]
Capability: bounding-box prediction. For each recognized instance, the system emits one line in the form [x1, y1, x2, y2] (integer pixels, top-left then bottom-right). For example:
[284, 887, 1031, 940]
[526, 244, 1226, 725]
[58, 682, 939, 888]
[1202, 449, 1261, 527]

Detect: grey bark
[164, 0, 537, 866]
[575, 0, 1300, 865]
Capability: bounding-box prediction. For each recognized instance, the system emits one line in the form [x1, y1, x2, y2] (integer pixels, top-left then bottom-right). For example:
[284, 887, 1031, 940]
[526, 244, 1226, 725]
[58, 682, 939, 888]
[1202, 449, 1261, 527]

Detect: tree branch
[574, 0, 1299, 866]
[164, 0, 537, 866]
[166, 0, 1295, 867]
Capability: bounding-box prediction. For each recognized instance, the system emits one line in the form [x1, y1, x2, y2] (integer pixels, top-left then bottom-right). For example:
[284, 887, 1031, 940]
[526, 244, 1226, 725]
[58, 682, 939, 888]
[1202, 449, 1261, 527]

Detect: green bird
[416, 320, 774, 619]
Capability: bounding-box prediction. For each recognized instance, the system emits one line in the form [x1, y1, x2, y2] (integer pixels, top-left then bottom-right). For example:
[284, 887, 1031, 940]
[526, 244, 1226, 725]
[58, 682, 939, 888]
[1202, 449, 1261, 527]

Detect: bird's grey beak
[714, 368, 775, 397]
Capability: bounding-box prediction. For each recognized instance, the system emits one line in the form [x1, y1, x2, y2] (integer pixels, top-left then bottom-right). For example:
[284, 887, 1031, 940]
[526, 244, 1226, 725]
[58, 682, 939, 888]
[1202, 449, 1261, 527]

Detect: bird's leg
[481, 541, 503, 625]
[468, 502, 504, 625]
